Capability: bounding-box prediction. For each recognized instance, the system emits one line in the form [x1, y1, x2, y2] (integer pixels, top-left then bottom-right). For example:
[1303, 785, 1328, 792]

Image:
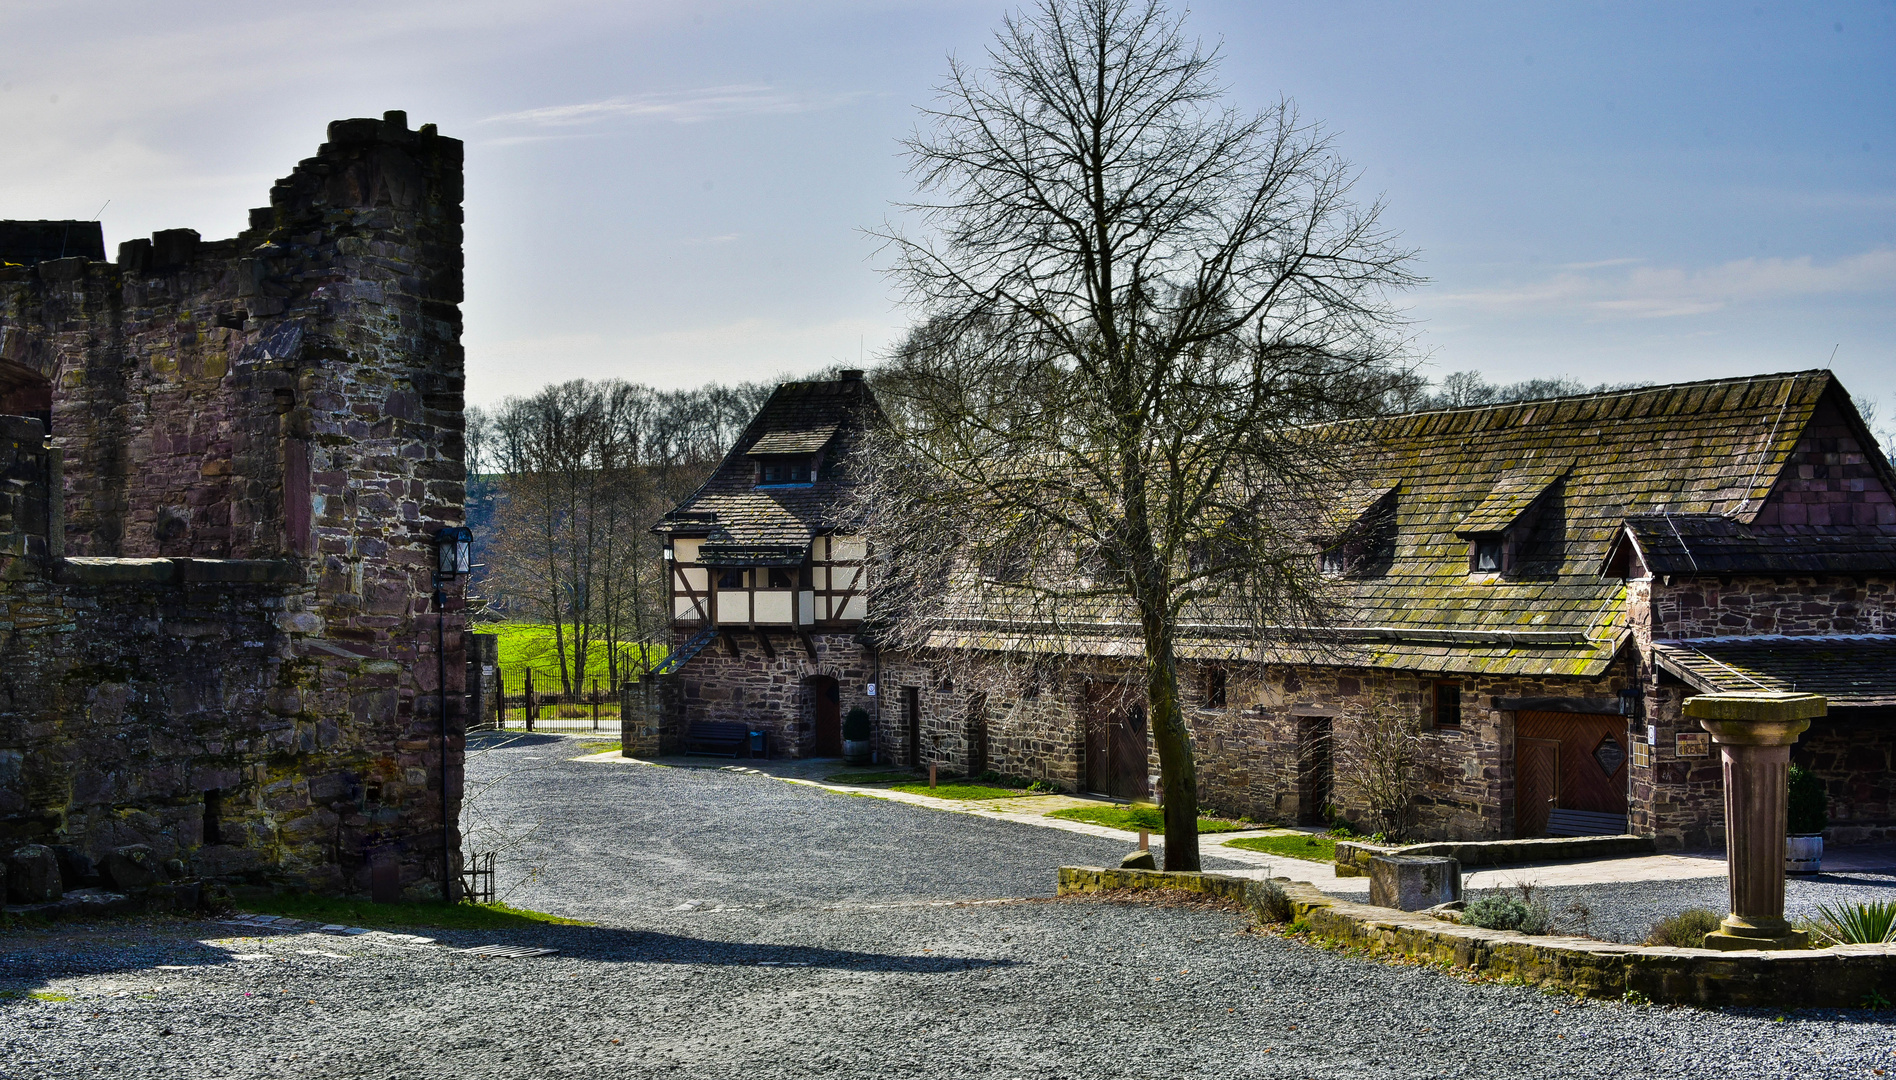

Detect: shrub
[1788, 765, 1828, 835]
[1809, 900, 1896, 945]
[1645, 908, 1721, 947]
[843, 707, 871, 742]
[1463, 893, 1553, 935]
[1249, 878, 1292, 924]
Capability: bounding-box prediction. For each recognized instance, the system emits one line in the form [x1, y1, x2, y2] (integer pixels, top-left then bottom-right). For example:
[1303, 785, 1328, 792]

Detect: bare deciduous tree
[1330, 700, 1428, 839]
[480, 378, 773, 694]
[859, 0, 1419, 869]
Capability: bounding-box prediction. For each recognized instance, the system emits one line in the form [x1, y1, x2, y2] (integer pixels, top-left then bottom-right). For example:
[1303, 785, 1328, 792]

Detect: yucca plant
[1808, 900, 1896, 945]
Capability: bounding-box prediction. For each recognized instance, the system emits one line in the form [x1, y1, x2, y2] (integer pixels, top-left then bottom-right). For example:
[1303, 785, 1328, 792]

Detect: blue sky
[2, 1, 1891, 407]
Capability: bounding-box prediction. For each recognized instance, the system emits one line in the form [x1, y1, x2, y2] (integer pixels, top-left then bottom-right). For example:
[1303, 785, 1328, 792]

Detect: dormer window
[758, 457, 811, 486]
[1455, 462, 1567, 579]
[1312, 483, 1399, 579]
[1471, 536, 1504, 573]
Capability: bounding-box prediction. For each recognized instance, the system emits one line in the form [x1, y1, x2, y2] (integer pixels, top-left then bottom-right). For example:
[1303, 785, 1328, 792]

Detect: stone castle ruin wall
[0, 112, 468, 902]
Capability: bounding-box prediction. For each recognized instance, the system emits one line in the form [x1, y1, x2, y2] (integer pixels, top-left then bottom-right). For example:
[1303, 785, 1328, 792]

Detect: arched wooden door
[810, 676, 842, 756]
[1515, 711, 1628, 836]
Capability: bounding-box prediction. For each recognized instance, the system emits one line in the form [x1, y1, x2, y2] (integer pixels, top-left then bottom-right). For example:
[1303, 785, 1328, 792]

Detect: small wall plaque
[1675, 732, 1710, 758]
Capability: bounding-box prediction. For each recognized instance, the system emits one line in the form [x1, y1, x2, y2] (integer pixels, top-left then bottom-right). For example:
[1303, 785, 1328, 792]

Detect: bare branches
[859, 0, 1420, 871]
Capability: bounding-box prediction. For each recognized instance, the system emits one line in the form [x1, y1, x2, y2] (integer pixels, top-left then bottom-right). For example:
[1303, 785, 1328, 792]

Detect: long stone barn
[645, 369, 1896, 851]
[0, 112, 471, 904]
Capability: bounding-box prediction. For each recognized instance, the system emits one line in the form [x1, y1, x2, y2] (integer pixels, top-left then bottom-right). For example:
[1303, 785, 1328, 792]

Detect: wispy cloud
[1439, 248, 1896, 320]
[480, 85, 871, 128]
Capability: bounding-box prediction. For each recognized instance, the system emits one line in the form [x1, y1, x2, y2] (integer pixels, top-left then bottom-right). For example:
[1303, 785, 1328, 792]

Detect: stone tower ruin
[0, 112, 469, 902]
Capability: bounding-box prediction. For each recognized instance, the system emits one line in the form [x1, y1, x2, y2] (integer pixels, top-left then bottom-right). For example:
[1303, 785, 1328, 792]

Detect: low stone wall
[1332, 834, 1655, 876]
[1057, 866, 1896, 1008]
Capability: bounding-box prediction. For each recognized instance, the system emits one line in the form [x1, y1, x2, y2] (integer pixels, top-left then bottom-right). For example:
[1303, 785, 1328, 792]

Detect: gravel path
[1473, 872, 1896, 944]
[6, 734, 1896, 1079]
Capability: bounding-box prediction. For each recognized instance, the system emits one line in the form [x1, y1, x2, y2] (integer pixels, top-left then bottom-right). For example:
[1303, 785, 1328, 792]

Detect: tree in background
[472, 378, 772, 694]
[860, 0, 1419, 870]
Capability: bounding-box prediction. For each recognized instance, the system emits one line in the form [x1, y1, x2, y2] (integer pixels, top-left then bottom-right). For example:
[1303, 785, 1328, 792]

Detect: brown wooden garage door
[1514, 711, 1629, 837]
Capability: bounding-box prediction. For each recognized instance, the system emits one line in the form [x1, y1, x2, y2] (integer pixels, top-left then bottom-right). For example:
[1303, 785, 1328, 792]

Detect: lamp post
[434, 526, 473, 902]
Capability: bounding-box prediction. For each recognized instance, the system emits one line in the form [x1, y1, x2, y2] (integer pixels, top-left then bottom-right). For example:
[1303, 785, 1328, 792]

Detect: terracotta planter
[1786, 833, 1823, 874]
[843, 738, 871, 766]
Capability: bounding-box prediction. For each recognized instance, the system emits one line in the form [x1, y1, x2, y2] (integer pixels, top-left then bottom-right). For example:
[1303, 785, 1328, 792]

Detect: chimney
[840, 369, 864, 383]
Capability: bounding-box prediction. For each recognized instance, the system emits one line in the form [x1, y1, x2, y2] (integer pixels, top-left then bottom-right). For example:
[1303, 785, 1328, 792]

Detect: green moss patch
[1048, 803, 1251, 834]
[1222, 832, 1338, 862]
[235, 895, 588, 932]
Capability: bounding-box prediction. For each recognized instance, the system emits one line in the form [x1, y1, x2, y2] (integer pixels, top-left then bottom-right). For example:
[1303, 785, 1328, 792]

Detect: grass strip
[1048, 803, 1252, 834]
[887, 782, 1029, 801]
[234, 894, 588, 931]
[1222, 832, 1338, 862]
[823, 770, 917, 785]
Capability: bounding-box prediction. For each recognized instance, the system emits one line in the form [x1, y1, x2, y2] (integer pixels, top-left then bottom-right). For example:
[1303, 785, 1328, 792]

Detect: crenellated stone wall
[0, 112, 468, 902]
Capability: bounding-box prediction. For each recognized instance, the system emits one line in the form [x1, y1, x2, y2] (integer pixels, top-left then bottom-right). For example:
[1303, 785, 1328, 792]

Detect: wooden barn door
[1515, 712, 1629, 836]
[1083, 683, 1149, 800]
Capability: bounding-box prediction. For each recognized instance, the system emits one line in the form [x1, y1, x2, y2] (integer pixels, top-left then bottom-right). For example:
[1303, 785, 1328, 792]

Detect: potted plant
[843, 706, 872, 765]
[1787, 763, 1826, 874]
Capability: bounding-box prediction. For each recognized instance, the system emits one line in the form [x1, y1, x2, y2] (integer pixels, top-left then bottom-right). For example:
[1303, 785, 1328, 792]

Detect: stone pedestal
[1368, 854, 1461, 911]
[1685, 692, 1826, 951]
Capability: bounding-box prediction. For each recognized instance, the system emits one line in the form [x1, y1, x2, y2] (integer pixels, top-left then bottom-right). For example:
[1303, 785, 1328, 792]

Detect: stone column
[1685, 691, 1826, 951]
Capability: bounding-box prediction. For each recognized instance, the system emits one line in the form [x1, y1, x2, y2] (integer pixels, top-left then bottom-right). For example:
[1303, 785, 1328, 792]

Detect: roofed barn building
[646, 368, 1896, 851]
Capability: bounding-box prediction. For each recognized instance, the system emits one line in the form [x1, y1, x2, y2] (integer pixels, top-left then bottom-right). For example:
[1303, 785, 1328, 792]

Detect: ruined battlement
[0, 114, 469, 902]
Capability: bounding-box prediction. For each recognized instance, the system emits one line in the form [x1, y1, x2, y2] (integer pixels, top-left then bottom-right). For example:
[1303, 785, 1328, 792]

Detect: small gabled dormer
[1455, 462, 1567, 577]
[1314, 483, 1399, 577]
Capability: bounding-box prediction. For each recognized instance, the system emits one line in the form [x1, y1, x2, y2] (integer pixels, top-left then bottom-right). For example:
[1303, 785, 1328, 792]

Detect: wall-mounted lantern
[435, 526, 473, 580]
[1619, 686, 1645, 720]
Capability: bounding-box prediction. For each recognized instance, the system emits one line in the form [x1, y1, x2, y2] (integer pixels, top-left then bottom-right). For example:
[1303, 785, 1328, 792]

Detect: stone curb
[1056, 866, 1896, 1008]
[1333, 834, 1656, 876]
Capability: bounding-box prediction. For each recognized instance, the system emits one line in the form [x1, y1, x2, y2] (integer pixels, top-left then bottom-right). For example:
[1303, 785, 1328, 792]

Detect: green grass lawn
[1048, 803, 1252, 834]
[481, 622, 664, 693]
[233, 894, 589, 931]
[888, 782, 1030, 800]
[823, 770, 917, 785]
[1222, 832, 1339, 862]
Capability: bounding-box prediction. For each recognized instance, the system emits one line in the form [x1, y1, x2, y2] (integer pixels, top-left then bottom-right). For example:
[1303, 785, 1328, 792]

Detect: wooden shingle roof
[655, 377, 878, 560]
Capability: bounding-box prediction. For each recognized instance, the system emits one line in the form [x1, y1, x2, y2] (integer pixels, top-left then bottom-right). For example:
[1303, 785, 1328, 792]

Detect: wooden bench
[685, 721, 752, 759]
[1546, 808, 1628, 837]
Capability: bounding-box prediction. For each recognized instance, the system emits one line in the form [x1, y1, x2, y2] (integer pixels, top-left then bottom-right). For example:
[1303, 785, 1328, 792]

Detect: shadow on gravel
[528, 926, 1015, 974]
[468, 731, 574, 750]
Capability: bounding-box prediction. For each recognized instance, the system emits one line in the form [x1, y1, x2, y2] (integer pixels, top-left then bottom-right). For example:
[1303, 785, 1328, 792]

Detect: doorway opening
[808, 675, 841, 757]
[1296, 715, 1333, 825]
[1083, 682, 1149, 800]
[903, 687, 921, 767]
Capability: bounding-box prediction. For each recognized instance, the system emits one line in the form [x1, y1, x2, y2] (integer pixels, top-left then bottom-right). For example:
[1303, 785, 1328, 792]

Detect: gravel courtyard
[5, 733, 1896, 1079]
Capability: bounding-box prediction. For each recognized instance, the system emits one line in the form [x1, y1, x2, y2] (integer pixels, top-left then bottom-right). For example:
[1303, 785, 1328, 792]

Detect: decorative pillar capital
[1683, 691, 1826, 729]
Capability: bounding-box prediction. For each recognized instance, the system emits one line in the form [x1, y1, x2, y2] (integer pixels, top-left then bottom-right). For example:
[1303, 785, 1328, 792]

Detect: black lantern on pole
[435, 526, 473, 581]
[431, 524, 472, 904]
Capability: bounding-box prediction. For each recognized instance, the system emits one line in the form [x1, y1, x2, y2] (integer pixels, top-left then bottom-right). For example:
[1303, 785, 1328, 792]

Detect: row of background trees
[464, 379, 776, 696]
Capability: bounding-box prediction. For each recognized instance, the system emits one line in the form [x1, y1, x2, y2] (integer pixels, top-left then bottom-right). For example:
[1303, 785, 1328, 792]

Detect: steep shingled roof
[935, 370, 1882, 677]
[1652, 636, 1896, 707]
[1272, 369, 1872, 676]
[654, 376, 878, 563]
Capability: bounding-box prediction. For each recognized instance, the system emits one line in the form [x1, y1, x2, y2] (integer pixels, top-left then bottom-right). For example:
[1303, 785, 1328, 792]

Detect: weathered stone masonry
[0, 112, 468, 900]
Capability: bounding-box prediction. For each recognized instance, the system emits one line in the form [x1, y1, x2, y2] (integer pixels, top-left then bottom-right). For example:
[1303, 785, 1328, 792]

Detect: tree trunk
[1140, 604, 1200, 870]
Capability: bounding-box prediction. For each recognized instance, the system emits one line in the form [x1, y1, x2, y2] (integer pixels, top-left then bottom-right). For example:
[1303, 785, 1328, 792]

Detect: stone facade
[0, 112, 468, 900]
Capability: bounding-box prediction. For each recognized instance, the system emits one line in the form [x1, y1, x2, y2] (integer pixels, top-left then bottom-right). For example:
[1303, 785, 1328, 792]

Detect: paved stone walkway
[594, 751, 1896, 895]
